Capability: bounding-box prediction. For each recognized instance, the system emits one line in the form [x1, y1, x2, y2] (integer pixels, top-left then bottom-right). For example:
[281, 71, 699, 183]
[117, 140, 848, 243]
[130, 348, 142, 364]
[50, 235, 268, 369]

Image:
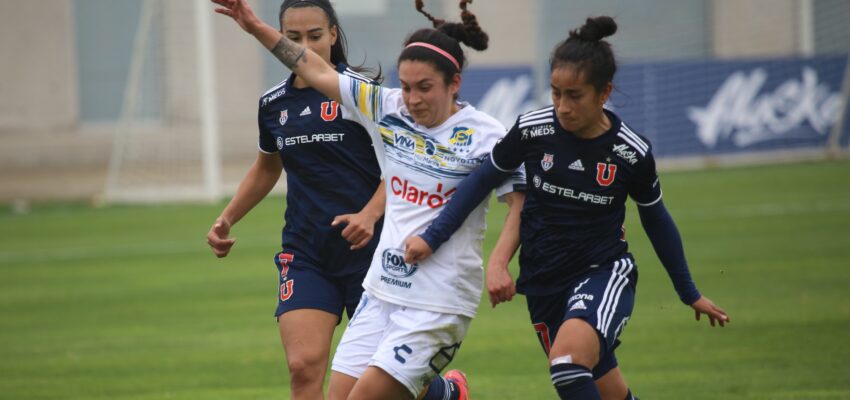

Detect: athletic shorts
[274, 250, 367, 322]
[331, 291, 471, 397]
[526, 254, 638, 378]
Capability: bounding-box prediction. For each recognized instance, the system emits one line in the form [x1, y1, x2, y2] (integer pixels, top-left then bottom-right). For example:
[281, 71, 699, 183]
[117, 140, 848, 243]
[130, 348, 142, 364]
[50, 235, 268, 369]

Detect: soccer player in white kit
[212, 0, 525, 399]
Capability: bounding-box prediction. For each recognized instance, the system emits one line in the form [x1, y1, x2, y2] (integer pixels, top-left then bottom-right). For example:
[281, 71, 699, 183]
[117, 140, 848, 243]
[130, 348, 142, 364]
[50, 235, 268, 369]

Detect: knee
[287, 356, 326, 387]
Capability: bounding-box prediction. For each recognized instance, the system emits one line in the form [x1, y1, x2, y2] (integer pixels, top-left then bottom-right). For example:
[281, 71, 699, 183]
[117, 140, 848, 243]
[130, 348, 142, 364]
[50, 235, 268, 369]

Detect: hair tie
[405, 42, 460, 71]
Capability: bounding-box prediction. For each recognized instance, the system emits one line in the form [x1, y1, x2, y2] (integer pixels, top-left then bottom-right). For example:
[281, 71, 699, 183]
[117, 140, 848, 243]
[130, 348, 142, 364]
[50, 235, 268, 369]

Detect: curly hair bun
[572, 16, 617, 42]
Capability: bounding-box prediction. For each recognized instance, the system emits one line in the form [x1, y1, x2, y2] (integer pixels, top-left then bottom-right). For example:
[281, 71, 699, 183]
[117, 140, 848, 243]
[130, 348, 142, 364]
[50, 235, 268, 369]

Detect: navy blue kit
[257, 63, 383, 320]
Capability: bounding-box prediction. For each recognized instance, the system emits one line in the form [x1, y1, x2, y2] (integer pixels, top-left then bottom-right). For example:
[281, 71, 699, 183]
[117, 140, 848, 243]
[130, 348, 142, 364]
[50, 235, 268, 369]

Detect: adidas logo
[569, 300, 587, 311]
[568, 159, 585, 171]
[300, 106, 312, 116]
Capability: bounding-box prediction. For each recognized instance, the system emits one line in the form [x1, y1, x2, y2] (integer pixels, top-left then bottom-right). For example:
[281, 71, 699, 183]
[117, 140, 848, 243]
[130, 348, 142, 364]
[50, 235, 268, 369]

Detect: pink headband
[405, 42, 460, 71]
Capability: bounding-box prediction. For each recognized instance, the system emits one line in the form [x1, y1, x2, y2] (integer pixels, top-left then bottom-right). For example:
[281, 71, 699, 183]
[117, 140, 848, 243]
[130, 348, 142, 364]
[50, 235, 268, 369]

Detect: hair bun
[572, 16, 617, 42]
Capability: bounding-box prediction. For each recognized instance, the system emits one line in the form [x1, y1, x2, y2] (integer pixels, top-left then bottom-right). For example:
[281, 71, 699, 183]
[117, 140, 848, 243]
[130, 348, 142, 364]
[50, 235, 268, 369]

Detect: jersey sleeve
[489, 117, 526, 172]
[257, 105, 277, 154]
[628, 149, 663, 206]
[338, 74, 399, 125]
[495, 163, 526, 200]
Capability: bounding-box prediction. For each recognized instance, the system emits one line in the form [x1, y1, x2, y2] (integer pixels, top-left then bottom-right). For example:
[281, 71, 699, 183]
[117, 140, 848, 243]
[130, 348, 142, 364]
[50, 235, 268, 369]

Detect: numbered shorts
[331, 291, 471, 397]
[526, 254, 638, 378]
[274, 251, 367, 321]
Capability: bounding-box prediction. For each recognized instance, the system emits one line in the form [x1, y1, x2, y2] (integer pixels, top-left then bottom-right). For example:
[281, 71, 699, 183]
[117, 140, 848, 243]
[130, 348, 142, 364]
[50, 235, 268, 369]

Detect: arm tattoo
[270, 37, 306, 70]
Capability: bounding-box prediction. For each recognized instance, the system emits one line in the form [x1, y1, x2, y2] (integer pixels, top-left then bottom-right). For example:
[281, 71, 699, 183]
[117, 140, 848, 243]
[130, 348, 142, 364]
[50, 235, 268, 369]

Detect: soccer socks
[550, 362, 601, 399]
[625, 389, 638, 400]
[422, 375, 461, 400]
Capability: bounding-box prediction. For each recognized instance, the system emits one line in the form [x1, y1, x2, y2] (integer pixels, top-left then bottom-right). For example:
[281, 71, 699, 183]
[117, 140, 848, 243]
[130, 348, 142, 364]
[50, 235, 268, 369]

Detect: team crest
[541, 153, 555, 171]
[596, 162, 617, 186]
[279, 109, 288, 125]
[449, 127, 474, 153]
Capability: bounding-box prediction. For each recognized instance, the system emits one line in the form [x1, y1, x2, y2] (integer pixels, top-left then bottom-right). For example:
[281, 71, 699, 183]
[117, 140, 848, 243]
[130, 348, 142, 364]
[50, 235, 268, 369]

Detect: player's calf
[550, 355, 601, 400]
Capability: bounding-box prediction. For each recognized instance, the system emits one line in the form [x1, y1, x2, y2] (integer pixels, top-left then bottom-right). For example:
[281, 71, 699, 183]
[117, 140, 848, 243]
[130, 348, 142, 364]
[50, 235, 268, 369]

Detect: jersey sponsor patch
[541, 153, 554, 171]
[612, 143, 639, 165]
[381, 248, 418, 278]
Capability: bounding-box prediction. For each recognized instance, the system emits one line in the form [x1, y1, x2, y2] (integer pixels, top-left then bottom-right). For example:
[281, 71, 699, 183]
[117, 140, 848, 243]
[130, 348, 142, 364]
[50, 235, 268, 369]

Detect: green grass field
[2, 160, 849, 399]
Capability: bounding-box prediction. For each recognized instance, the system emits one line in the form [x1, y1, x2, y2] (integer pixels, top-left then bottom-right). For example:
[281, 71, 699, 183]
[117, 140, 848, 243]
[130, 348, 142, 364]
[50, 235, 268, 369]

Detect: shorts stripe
[602, 258, 634, 335]
[596, 258, 633, 338]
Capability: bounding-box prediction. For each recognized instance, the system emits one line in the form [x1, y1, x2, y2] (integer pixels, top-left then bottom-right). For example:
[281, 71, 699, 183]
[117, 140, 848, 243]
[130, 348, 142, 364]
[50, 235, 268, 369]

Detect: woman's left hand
[690, 296, 730, 327]
[403, 236, 433, 265]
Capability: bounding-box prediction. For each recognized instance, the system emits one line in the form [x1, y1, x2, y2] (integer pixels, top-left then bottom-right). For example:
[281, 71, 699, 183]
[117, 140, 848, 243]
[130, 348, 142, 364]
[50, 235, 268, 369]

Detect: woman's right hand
[212, 0, 263, 34]
[207, 217, 237, 258]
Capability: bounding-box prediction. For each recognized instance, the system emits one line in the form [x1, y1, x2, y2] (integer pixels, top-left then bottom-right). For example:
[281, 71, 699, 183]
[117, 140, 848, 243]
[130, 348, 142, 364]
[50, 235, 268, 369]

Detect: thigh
[370, 305, 470, 398]
[278, 308, 338, 367]
[274, 251, 345, 319]
[347, 366, 414, 400]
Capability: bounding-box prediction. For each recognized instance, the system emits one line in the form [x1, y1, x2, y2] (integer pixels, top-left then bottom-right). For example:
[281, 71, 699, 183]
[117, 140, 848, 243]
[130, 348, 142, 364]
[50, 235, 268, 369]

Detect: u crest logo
[280, 279, 294, 301]
[596, 163, 617, 186]
[320, 101, 339, 121]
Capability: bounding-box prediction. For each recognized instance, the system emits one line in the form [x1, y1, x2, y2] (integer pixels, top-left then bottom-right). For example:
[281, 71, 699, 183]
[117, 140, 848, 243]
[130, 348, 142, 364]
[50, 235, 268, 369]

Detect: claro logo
[390, 176, 456, 209]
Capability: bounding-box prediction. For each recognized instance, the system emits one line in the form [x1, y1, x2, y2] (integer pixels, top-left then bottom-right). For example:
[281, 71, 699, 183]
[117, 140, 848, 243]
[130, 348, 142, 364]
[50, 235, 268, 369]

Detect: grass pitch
[1, 160, 849, 399]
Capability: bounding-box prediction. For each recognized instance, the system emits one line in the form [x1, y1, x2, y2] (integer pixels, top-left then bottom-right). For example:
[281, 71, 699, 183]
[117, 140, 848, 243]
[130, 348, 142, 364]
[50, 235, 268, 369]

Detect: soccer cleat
[444, 369, 470, 400]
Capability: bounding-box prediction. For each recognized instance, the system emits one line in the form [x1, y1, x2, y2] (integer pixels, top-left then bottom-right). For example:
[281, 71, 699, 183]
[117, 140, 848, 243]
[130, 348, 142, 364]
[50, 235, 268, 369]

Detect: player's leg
[539, 255, 638, 399]
[278, 309, 338, 399]
[595, 366, 631, 400]
[273, 251, 346, 400]
[548, 318, 603, 399]
[421, 369, 469, 400]
[347, 366, 415, 400]
[357, 305, 470, 400]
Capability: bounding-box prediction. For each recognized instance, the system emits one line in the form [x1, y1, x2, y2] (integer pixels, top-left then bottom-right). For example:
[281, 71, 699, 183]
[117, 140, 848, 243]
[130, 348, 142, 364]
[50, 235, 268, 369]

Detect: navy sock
[625, 389, 638, 400]
[421, 375, 459, 400]
[550, 363, 600, 400]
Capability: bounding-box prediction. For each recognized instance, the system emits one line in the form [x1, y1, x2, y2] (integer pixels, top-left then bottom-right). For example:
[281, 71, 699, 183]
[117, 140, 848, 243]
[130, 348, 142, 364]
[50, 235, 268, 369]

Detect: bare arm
[486, 191, 524, 307]
[212, 0, 341, 101]
[207, 151, 282, 257]
[332, 180, 387, 250]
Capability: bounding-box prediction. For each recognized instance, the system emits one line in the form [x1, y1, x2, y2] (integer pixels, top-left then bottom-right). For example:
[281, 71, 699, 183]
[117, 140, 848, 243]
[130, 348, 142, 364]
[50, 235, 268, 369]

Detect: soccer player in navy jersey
[205, 1, 386, 399]
[406, 16, 731, 400]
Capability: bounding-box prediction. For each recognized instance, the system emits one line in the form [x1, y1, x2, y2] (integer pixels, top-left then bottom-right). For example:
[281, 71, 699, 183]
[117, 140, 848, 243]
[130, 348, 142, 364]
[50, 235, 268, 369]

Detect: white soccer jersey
[338, 74, 524, 318]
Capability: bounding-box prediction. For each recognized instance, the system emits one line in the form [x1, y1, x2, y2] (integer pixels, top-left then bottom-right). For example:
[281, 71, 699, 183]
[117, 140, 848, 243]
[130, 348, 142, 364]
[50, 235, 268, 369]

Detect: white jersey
[338, 75, 525, 318]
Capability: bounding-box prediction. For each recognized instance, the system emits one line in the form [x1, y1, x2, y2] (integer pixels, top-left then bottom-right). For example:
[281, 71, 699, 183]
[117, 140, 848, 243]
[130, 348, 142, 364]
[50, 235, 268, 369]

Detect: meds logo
[381, 248, 418, 278]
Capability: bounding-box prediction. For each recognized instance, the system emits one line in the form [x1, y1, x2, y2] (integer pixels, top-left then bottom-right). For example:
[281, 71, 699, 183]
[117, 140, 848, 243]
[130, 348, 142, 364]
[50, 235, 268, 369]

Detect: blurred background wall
[1, 0, 848, 203]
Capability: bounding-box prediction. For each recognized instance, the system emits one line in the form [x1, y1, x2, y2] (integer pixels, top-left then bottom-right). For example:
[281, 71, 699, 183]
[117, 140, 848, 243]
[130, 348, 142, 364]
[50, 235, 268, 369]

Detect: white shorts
[331, 291, 471, 396]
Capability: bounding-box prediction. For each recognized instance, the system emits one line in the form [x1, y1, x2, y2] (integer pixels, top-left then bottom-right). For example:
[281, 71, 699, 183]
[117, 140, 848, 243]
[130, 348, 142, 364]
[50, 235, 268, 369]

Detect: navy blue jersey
[491, 106, 661, 295]
[258, 63, 383, 277]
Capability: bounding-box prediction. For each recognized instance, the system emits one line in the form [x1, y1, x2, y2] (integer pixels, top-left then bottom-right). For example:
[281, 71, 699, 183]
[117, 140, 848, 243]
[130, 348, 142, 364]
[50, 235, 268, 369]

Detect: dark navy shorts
[527, 254, 638, 378]
[274, 250, 368, 322]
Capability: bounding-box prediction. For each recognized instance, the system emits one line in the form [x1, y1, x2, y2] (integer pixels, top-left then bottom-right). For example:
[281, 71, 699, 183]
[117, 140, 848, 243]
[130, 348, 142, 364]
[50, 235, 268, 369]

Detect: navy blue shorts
[274, 250, 368, 322]
[526, 254, 638, 378]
